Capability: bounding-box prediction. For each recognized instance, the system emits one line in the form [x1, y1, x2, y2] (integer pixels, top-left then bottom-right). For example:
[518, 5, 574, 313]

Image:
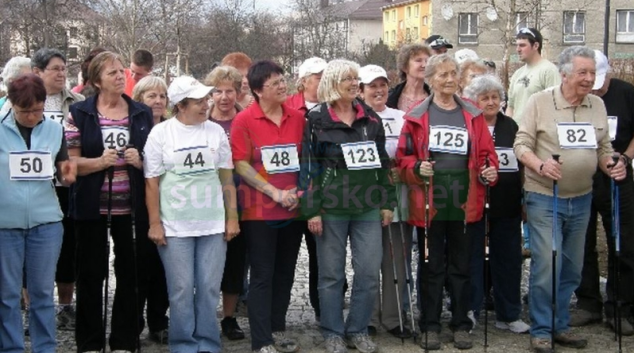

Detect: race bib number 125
[429, 125, 469, 155]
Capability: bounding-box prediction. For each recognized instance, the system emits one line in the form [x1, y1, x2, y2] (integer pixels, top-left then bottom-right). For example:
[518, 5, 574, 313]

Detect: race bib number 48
[9, 151, 54, 180]
[173, 146, 215, 175]
[101, 126, 129, 150]
[429, 125, 469, 155]
[495, 147, 518, 172]
[557, 122, 597, 149]
[341, 141, 381, 170]
[261, 144, 300, 174]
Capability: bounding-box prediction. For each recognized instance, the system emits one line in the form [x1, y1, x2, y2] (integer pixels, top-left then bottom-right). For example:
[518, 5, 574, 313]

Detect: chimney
[320, 0, 328, 9]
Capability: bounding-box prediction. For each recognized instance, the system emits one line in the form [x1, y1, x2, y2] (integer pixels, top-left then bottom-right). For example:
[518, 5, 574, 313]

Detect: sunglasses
[517, 28, 536, 38]
[429, 37, 449, 48]
[482, 60, 496, 69]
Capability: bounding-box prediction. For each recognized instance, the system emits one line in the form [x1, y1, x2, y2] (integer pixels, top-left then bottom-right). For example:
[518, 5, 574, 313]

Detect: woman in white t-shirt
[143, 76, 239, 353]
[358, 65, 414, 339]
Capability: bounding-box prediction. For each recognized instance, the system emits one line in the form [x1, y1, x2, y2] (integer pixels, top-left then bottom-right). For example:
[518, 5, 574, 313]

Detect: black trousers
[55, 187, 76, 284]
[140, 232, 169, 333]
[575, 171, 634, 318]
[74, 215, 149, 352]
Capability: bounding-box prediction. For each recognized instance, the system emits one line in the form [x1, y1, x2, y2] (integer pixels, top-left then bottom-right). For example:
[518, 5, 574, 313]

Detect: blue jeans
[316, 209, 382, 338]
[0, 222, 63, 353]
[525, 191, 591, 338]
[158, 234, 227, 353]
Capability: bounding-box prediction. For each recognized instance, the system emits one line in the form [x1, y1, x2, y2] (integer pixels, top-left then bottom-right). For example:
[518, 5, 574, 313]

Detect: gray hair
[31, 48, 66, 70]
[558, 46, 595, 74]
[132, 76, 168, 103]
[424, 53, 459, 81]
[463, 74, 506, 102]
[1, 57, 32, 84]
[317, 59, 360, 104]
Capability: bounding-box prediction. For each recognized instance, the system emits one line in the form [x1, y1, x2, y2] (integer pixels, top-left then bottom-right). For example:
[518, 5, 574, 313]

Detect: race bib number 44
[9, 151, 54, 180]
[495, 147, 518, 172]
[429, 125, 468, 155]
[261, 144, 300, 174]
[101, 126, 129, 150]
[557, 122, 597, 149]
[341, 141, 381, 170]
[173, 146, 215, 175]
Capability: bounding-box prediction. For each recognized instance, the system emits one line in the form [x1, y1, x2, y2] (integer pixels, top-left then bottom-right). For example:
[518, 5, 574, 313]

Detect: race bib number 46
[101, 126, 129, 150]
[429, 125, 468, 155]
[9, 151, 54, 180]
[341, 141, 381, 170]
[261, 144, 300, 174]
[173, 146, 215, 175]
[495, 147, 518, 172]
[557, 122, 597, 149]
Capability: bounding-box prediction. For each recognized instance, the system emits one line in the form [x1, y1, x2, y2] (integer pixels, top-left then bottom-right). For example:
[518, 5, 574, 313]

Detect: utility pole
[603, 0, 610, 55]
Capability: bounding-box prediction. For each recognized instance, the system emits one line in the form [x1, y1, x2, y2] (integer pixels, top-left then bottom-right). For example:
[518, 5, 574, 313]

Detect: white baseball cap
[454, 49, 479, 64]
[593, 50, 610, 90]
[359, 65, 388, 84]
[167, 76, 214, 106]
[298, 57, 327, 79]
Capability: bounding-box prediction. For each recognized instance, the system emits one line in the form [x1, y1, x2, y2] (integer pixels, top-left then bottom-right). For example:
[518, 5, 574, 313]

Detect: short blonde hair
[204, 65, 242, 94]
[317, 59, 360, 104]
[132, 76, 168, 103]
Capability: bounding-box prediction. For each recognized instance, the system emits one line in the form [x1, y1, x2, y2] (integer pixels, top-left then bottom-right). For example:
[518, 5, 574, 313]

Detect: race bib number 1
[261, 144, 300, 174]
[173, 146, 215, 175]
[101, 126, 130, 150]
[9, 151, 54, 180]
[495, 147, 518, 172]
[429, 125, 469, 155]
[557, 122, 597, 149]
[44, 110, 64, 125]
[341, 141, 381, 170]
[383, 118, 399, 138]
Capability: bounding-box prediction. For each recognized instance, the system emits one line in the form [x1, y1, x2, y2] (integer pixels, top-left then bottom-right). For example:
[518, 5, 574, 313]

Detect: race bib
[382, 118, 399, 138]
[495, 147, 519, 172]
[9, 151, 54, 180]
[429, 125, 469, 155]
[44, 110, 64, 125]
[557, 122, 597, 149]
[341, 141, 381, 170]
[261, 144, 300, 174]
[101, 126, 129, 150]
[608, 116, 617, 142]
[173, 145, 215, 175]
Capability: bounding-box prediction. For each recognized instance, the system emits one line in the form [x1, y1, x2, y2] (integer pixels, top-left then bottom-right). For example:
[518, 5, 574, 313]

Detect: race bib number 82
[557, 123, 597, 149]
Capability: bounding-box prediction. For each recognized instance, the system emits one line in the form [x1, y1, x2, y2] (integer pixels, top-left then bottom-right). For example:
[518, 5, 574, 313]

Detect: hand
[123, 147, 142, 169]
[391, 167, 400, 184]
[148, 223, 167, 246]
[59, 159, 77, 184]
[540, 157, 562, 181]
[609, 158, 627, 181]
[225, 219, 240, 241]
[101, 148, 118, 169]
[275, 188, 299, 210]
[380, 209, 394, 227]
[480, 165, 497, 183]
[308, 215, 323, 236]
[419, 161, 434, 177]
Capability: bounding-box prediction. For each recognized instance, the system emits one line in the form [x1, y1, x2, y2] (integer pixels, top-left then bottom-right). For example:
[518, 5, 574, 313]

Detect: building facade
[381, 0, 431, 48]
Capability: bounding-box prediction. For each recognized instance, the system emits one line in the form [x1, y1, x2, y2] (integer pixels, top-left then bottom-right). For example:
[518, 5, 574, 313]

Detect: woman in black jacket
[386, 43, 432, 112]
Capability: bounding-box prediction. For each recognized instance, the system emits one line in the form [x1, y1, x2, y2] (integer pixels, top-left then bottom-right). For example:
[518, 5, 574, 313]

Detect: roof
[381, 0, 425, 10]
[324, 0, 384, 21]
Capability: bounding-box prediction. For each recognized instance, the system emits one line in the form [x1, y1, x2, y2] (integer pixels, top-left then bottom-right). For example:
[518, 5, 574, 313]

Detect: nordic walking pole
[127, 144, 142, 353]
[103, 162, 114, 353]
[387, 221, 405, 344]
[551, 154, 560, 352]
[610, 154, 622, 353]
[395, 187, 417, 343]
[484, 154, 491, 348]
[423, 157, 432, 352]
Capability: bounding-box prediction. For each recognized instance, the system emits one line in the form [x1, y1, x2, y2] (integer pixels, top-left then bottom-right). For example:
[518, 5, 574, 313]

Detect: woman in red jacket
[395, 54, 498, 351]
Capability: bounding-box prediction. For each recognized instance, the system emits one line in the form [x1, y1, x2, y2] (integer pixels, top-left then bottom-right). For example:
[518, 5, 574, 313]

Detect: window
[385, 31, 389, 42]
[422, 16, 428, 26]
[68, 47, 78, 59]
[399, 20, 403, 30]
[384, 12, 389, 23]
[391, 30, 396, 43]
[617, 10, 634, 43]
[458, 13, 478, 44]
[406, 28, 411, 42]
[414, 5, 419, 17]
[407, 7, 411, 19]
[392, 10, 396, 22]
[413, 27, 419, 39]
[515, 12, 528, 33]
[563, 11, 585, 43]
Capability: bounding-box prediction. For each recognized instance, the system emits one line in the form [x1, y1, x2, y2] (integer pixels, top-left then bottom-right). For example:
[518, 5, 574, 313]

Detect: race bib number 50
[557, 122, 597, 149]
[9, 151, 54, 180]
[429, 125, 469, 155]
[341, 141, 381, 170]
[261, 144, 300, 174]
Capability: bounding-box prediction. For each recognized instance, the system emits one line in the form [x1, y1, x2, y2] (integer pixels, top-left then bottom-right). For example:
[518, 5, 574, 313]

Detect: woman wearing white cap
[359, 64, 414, 339]
[286, 57, 327, 114]
[144, 76, 239, 353]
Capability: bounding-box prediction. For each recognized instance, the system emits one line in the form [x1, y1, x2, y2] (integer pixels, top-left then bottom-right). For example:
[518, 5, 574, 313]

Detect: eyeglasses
[340, 76, 361, 83]
[45, 66, 67, 73]
[263, 77, 287, 89]
[517, 28, 536, 38]
[482, 60, 496, 69]
[15, 108, 44, 116]
[429, 37, 449, 48]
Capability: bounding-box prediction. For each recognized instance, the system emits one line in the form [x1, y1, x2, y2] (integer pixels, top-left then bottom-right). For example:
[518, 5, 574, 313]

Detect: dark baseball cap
[425, 35, 454, 49]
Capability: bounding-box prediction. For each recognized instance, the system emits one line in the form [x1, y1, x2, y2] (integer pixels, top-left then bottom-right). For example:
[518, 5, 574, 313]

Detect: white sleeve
[143, 125, 166, 178]
[216, 128, 234, 169]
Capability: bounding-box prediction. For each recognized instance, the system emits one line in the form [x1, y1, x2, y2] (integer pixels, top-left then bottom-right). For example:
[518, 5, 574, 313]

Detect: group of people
[0, 27, 633, 353]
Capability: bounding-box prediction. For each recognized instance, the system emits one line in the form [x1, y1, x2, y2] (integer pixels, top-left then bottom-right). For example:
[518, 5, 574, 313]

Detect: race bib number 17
[44, 111, 64, 125]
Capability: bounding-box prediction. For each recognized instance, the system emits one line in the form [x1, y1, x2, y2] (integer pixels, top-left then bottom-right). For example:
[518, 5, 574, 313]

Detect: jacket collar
[551, 85, 593, 110]
[61, 88, 83, 105]
[310, 99, 378, 127]
[407, 93, 482, 122]
[74, 93, 146, 119]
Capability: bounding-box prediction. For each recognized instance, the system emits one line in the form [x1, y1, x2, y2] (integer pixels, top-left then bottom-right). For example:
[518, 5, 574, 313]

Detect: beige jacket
[514, 86, 613, 198]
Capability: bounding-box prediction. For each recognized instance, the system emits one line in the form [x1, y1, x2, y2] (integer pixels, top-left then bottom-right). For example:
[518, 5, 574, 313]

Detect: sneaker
[495, 319, 530, 334]
[56, 305, 76, 331]
[253, 345, 278, 353]
[148, 329, 169, 344]
[530, 337, 553, 353]
[419, 331, 441, 350]
[453, 331, 472, 350]
[569, 309, 602, 327]
[553, 332, 587, 349]
[467, 310, 477, 332]
[221, 317, 245, 340]
[272, 331, 299, 353]
[606, 317, 634, 336]
[324, 336, 348, 353]
[346, 333, 377, 353]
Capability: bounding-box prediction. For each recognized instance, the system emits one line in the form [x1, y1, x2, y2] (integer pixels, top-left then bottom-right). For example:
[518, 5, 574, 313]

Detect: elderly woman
[0, 56, 32, 112]
[396, 54, 498, 351]
[203, 65, 247, 341]
[463, 75, 529, 334]
[458, 60, 488, 96]
[222, 52, 254, 109]
[230, 60, 305, 353]
[299, 59, 395, 353]
[387, 43, 432, 112]
[144, 75, 238, 353]
[286, 57, 327, 114]
[65, 51, 153, 353]
[0, 74, 76, 353]
[133, 76, 168, 125]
